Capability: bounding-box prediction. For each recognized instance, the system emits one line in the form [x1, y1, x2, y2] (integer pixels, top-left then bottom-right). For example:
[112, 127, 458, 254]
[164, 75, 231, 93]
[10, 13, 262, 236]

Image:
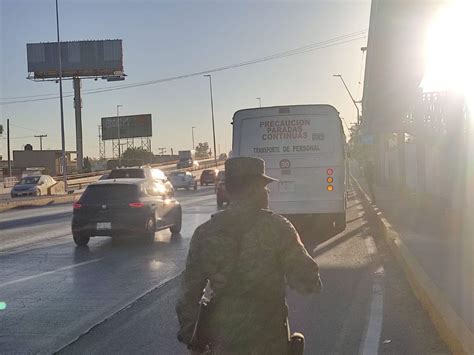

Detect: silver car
[168, 171, 197, 190]
[10, 175, 56, 198]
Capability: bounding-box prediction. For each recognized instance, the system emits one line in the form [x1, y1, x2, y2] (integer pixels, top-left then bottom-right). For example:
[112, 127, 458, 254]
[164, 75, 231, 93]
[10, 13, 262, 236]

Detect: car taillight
[128, 202, 145, 208]
[73, 203, 82, 210]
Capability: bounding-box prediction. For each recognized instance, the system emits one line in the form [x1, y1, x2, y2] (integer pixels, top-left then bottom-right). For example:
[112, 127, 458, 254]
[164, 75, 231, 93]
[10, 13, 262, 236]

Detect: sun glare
[422, 0, 474, 108]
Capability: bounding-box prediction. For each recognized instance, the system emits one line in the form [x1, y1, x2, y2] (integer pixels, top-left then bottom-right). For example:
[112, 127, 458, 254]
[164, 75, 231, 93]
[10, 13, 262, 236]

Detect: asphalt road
[1, 184, 449, 354]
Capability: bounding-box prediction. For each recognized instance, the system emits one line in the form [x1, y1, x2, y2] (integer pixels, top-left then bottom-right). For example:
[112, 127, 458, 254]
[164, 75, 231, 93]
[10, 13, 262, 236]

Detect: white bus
[232, 104, 347, 234]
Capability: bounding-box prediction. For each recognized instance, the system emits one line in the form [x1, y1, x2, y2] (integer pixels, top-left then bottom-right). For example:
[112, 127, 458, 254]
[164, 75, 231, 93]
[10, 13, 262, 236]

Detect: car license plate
[279, 181, 295, 193]
[97, 222, 111, 230]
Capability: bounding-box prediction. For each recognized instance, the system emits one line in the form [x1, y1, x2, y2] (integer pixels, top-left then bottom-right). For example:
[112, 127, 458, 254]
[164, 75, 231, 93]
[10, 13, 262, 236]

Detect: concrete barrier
[0, 193, 80, 213]
[0, 162, 225, 213]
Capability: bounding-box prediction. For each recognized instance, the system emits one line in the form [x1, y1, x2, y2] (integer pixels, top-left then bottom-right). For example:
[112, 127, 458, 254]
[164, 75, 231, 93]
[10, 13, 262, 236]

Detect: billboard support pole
[73, 77, 83, 173]
[55, 0, 67, 192]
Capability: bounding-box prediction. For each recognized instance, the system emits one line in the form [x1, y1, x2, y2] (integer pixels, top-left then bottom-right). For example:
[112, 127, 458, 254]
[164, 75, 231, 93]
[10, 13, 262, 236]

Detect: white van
[232, 104, 347, 233]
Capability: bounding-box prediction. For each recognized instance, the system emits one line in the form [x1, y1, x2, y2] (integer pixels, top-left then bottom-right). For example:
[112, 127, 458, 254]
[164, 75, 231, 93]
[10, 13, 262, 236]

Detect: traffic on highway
[1, 0, 473, 354]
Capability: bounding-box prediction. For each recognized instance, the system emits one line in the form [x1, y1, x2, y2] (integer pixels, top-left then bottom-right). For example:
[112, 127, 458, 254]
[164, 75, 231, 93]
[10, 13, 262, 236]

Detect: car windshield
[19, 176, 40, 185]
[108, 169, 145, 179]
[80, 184, 138, 204]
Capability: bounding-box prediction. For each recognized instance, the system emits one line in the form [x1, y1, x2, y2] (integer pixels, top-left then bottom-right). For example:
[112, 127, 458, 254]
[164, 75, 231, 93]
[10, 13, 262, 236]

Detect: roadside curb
[0, 193, 80, 213]
[351, 174, 474, 355]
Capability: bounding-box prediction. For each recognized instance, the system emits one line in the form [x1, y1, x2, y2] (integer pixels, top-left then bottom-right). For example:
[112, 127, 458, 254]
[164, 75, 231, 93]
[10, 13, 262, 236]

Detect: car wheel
[143, 217, 155, 242]
[194, 184, 197, 191]
[73, 232, 90, 246]
[217, 199, 224, 208]
[37, 189, 42, 196]
[170, 207, 182, 234]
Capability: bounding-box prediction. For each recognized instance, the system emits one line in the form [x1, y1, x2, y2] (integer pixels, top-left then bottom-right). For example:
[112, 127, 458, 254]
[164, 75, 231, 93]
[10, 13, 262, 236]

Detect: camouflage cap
[224, 157, 277, 184]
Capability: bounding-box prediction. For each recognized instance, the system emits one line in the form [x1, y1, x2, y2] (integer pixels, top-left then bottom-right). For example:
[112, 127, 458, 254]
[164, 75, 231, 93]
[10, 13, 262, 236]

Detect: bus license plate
[97, 222, 111, 230]
[279, 181, 295, 193]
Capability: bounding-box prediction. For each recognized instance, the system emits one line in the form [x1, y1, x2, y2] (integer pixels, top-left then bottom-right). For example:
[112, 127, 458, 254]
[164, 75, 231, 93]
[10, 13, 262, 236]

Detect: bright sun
[422, 0, 474, 107]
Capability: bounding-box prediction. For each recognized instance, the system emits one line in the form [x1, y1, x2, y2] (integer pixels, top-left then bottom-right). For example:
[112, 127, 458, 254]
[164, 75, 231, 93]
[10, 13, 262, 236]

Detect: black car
[71, 179, 181, 246]
[200, 169, 218, 186]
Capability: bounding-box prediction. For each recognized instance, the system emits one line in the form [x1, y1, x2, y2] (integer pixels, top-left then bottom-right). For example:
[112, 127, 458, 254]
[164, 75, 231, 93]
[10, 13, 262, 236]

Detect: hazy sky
[0, 0, 370, 159]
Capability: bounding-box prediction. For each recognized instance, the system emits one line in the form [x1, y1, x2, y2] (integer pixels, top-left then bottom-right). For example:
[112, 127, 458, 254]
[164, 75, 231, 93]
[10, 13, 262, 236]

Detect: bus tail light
[327, 185, 334, 191]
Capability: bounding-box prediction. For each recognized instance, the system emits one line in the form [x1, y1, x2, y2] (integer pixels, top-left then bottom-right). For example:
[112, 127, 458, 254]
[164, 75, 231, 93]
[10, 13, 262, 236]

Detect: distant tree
[83, 157, 92, 172]
[122, 147, 154, 163]
[195, 142, 210, 158]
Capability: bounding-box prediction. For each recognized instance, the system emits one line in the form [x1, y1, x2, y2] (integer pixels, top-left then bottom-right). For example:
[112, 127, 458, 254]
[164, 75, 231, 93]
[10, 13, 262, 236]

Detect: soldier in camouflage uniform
[176, 157, 322, 354]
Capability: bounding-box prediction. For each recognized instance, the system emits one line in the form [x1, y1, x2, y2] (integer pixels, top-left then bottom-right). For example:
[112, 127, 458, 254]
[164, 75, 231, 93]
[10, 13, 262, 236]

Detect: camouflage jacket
[176, 201, 322, 353]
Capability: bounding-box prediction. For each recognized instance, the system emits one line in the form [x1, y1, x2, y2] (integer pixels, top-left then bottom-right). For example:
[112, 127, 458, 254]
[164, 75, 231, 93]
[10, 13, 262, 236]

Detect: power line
[0, 30, 367, 105]
[0, 29, 367, 101]
[10, 135, 35, 140]
[10, 122, 43, 133]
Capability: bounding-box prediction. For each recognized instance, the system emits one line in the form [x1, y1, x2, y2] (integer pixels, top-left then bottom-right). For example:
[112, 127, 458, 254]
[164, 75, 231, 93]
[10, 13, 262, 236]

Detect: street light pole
[204, 75, 217, 167]
[116, 104, 123, 166]
[333, 74, 360, 125]
[256, 97, 262, 108]
[56, 0, 67, 191]
[191, 126, 196, 150]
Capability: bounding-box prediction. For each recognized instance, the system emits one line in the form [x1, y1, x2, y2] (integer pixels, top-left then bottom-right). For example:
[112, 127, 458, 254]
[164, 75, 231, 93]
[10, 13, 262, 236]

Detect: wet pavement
[0, 186, 216, 353]
[57, 183, 448, 355]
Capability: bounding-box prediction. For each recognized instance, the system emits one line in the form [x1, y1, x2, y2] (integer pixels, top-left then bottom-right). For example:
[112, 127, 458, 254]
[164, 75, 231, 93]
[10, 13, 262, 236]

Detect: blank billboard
[101, 114, 152, 140]
[27, 40, 123, 79]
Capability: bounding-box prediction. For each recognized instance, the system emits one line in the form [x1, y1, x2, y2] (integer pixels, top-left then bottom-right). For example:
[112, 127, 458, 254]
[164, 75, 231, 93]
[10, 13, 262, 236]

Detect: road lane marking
[361, 266, 385, 355]
[0, 259, 102, 289]
[361, 233, 385, 355]
[364, 236, 377, 256]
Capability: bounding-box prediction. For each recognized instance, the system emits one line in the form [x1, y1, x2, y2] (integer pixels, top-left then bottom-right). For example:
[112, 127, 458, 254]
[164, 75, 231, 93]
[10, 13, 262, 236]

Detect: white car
[168, 171, 198, 190]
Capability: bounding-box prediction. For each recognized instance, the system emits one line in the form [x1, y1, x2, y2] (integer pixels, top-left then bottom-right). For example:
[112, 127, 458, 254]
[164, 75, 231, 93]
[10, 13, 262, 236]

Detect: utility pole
[333, 74, 360, 125]
[191, 126, 196, 150]
[158, 147, 167, 155]
[34, 134, 47, 150]
[56, 0, 67, 191]
[116, 104, 123, 166]
[204, 74, 218, 167]
[73, 77, 83, 172]
[7, 119, 11, 177]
